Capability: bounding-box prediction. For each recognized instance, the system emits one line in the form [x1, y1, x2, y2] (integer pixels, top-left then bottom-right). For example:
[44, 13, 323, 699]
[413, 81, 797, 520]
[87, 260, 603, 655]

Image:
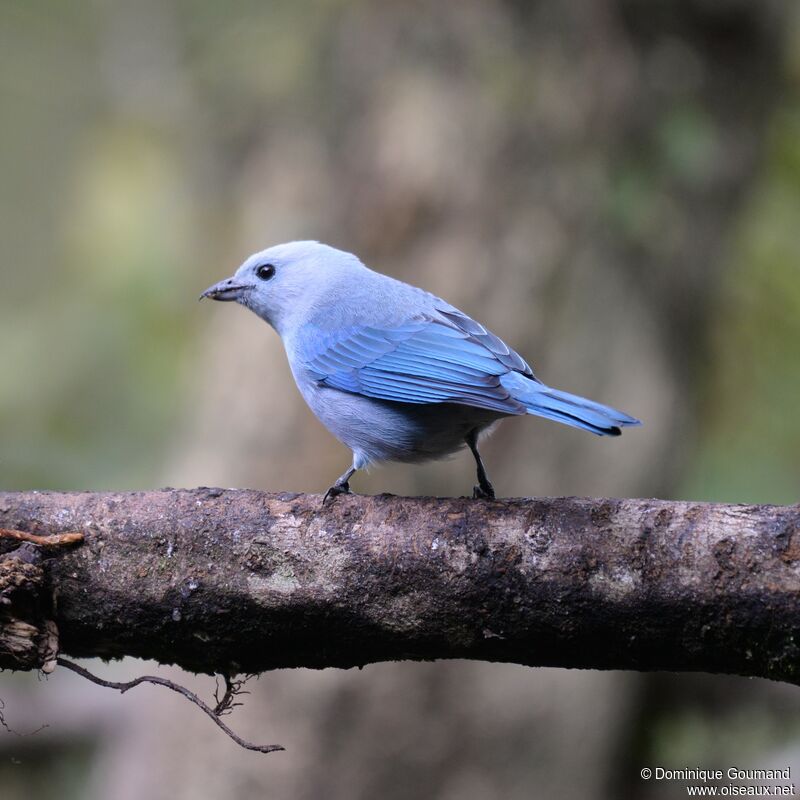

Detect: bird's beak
[199, 277, 251, 302]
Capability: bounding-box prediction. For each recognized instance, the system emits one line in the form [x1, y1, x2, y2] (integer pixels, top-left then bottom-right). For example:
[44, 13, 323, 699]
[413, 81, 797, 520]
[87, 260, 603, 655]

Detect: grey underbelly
[300, 383, 505, 466]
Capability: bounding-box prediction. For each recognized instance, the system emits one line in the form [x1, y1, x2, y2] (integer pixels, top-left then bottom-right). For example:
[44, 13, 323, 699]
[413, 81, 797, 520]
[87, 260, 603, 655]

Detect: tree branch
[1, 489, 798, 684]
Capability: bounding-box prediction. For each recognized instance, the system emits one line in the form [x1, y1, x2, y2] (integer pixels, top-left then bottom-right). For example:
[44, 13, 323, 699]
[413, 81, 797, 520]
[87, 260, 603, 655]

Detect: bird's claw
[472, 484, 496, 501]
[323, 481, 351, 506]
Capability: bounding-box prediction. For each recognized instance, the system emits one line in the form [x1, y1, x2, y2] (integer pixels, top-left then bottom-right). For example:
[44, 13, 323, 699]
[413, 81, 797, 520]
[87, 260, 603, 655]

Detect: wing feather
[298, 308, 534, 415]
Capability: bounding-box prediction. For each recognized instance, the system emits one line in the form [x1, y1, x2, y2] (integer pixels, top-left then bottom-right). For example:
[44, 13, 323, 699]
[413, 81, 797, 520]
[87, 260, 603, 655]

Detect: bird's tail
[502, 373, 641, 436]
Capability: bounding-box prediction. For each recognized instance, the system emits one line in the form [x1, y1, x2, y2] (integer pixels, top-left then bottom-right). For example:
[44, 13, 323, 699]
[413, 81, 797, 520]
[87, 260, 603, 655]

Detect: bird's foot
[472, 482, 496, 500]
[323, 480, 351, 506]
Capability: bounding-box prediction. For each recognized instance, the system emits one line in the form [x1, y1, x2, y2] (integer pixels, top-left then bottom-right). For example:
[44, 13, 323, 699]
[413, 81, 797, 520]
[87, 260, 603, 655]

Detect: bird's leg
[466, 429, 496, 500]
[323, 464, 357, 505]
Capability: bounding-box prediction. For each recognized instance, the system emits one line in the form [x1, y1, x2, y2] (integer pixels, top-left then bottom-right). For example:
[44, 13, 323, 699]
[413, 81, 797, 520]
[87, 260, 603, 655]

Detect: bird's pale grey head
[201, 241, 363, 334]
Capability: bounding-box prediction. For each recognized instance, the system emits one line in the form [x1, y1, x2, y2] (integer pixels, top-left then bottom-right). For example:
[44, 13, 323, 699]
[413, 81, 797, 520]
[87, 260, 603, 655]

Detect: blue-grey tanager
[201, 241, 640, 502]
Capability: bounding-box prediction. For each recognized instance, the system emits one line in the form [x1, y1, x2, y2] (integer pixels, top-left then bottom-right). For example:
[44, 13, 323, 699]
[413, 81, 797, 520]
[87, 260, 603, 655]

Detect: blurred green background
[2, 1, 800, 799]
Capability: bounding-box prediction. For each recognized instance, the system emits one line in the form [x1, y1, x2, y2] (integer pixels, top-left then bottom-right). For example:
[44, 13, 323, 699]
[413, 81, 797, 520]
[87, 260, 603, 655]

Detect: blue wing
[298, 308, 536, 415]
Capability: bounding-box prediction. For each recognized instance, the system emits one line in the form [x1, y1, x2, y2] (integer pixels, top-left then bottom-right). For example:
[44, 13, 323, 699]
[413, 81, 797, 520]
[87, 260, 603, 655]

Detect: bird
[201, 241, 640, 502]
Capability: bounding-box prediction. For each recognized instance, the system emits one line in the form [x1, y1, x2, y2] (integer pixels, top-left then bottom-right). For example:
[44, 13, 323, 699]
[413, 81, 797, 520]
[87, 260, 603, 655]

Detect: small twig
[213, 673, 252, 717]
[0, 697, 48, 737]
[0, 529, 84, 547]
[56, 658, 283, 754]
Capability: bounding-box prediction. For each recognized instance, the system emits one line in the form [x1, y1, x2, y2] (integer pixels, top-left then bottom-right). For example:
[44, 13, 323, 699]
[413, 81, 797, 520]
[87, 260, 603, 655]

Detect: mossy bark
[1, 489, 798, 682]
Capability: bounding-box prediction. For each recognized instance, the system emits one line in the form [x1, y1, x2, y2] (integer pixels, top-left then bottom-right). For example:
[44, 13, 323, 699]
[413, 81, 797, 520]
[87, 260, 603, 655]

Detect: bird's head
[201, 240, 362, 334]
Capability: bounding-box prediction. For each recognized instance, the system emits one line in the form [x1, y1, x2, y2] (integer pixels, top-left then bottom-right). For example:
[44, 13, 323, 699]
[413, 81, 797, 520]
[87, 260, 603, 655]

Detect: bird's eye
[256, 264, 276, 281]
